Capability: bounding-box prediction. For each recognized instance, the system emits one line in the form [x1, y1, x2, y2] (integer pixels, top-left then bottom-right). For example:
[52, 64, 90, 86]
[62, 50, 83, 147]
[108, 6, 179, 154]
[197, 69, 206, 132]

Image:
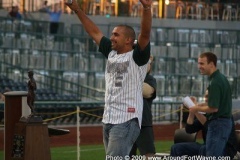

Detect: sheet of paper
[182, 96, 195, 108]
[183, 97, 206, 114]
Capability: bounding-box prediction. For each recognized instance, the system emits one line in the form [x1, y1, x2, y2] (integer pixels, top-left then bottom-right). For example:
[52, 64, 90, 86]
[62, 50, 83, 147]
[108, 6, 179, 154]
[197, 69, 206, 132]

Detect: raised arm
[65, 0, 104, 45]
[194, 112, 207, 125]
[137, 0, 152, 50]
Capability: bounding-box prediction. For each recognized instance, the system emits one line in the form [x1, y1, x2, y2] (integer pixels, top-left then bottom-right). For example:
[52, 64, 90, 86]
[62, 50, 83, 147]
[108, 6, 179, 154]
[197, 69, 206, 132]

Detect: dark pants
[206, 118, 232, 157]
[171, 142, 206, 156]
[129, 126, 155, 156]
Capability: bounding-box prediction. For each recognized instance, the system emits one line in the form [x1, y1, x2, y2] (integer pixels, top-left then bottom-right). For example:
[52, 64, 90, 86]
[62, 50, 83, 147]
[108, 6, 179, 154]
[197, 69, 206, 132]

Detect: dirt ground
[1, 123, 239, 150]
[48, 123, 180, 147]
[0, 123, 181, 150]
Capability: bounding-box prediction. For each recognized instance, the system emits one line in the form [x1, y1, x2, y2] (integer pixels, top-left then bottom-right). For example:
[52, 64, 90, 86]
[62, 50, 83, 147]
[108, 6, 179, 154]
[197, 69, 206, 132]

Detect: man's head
[28, 71, 33, 77]
[110, 25, 136, 54]
[198, 52, 217, 76]
[12, 6, 19, 12]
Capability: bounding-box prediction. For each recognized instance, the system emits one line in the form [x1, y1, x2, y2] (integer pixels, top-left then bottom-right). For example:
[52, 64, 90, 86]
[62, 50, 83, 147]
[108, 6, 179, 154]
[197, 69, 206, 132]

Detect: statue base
[19, 114, 43, 123]
[11, 121, 51, 160]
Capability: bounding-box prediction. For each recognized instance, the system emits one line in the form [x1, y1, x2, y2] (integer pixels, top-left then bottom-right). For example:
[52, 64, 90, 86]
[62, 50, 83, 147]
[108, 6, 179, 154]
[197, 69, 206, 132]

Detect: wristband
[143, 6, 151, 10]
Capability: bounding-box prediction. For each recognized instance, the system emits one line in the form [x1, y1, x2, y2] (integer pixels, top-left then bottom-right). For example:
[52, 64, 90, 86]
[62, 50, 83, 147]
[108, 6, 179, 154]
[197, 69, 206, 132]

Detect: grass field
[0, 141, 173, 160]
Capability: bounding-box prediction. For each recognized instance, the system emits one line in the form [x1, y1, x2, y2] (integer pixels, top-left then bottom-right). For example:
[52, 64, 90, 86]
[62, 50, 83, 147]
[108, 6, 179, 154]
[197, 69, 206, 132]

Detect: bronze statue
[27, 71, 36, 114]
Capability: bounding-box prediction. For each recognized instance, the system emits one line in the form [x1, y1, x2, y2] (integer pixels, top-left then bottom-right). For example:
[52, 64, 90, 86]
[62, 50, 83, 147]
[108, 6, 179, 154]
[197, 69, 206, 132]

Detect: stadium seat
[174, 128, 197, 144]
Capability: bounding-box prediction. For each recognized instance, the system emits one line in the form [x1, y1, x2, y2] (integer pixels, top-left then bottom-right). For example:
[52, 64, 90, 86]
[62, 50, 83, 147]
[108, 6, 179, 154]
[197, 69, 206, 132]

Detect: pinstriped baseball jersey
[102, 50, 148, 128]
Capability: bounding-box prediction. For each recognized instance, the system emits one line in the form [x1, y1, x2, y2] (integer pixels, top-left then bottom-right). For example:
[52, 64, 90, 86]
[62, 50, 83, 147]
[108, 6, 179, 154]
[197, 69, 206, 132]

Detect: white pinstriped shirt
[102, 50, 148, 127]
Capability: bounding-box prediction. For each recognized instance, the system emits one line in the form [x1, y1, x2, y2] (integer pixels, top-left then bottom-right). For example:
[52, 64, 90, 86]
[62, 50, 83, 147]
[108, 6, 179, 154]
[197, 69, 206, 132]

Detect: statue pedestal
[11, 122, 51, 160]
[4, 91, 29, 160]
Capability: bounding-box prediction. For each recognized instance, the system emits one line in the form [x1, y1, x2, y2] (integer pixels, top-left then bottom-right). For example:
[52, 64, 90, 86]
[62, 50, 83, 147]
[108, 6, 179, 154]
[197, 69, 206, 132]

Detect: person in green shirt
[190, 52, 232, 157]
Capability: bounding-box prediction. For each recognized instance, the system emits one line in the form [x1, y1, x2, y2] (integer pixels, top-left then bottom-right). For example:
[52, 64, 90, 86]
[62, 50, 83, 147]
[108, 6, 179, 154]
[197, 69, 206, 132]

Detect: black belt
[208, 116, 231, 121]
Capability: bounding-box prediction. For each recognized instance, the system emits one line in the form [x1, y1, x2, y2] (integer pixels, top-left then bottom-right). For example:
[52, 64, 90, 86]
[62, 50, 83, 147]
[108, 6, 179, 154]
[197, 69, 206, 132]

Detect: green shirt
[207, 69, 232, 120]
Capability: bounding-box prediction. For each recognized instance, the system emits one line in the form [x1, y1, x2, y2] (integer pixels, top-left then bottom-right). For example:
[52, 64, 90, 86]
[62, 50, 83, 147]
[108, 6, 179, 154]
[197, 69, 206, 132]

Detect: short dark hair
[28, 70, 34, 76]
[117, 24, 136, 43]
[199, 52, 217, 67]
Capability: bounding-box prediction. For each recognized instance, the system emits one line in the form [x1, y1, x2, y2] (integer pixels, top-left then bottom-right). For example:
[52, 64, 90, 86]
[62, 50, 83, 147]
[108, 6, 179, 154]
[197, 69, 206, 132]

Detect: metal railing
[2, 100, 240, 126]
[0, 62, 105, 101]
[0, 101, 182, 126]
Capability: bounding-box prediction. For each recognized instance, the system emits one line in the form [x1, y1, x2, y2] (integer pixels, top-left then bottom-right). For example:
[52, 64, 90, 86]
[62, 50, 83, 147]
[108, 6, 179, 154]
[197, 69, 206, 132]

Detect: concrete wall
[2, 9, 240, 31]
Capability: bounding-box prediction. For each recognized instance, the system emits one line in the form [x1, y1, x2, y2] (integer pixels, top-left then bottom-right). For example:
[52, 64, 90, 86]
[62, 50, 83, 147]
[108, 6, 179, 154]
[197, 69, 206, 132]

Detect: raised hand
[139, 0, 153, 8]
[64, 0, 79, 12]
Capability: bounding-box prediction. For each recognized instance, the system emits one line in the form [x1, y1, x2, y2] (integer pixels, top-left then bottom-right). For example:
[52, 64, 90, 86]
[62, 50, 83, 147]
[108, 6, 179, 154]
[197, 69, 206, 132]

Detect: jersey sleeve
[132, 42, 150, 66]
[98, 36, 112, 59]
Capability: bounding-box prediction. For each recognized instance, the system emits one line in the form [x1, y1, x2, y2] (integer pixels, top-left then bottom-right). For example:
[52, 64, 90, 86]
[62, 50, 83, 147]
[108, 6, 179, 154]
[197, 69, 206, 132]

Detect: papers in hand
[182, 96, 195, 108]
[182, 96, 206, 114]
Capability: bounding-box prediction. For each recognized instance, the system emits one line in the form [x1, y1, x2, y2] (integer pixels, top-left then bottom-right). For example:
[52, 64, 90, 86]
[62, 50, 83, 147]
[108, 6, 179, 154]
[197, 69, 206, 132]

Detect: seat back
[174, 128, 197, 144]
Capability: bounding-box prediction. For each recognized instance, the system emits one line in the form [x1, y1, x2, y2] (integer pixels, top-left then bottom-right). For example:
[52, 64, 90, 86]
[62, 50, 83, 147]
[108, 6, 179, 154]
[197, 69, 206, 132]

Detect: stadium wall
[0, 9, 240, 31]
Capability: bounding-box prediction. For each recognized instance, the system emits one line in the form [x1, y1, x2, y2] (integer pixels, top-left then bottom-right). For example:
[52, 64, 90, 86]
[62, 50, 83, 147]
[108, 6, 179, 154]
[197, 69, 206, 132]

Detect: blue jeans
[171, 142, 206, 156]
[206, 118, 232, 157]
[103, 118, 140, 159]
